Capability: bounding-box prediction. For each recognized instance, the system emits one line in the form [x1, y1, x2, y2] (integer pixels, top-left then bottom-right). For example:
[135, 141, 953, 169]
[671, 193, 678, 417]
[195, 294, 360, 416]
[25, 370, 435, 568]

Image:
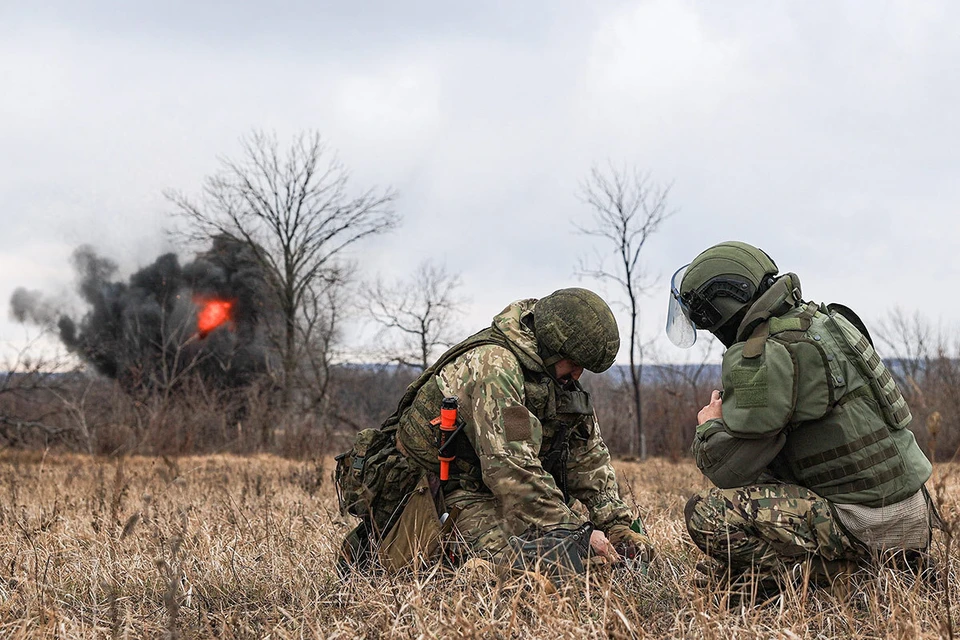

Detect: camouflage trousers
[443, 488, 512, 561]
[685, 483, 865, 574]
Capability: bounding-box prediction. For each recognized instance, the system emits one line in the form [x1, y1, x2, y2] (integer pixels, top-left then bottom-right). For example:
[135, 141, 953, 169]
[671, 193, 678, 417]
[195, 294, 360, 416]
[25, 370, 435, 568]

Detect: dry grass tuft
[0, 452, 956, 638]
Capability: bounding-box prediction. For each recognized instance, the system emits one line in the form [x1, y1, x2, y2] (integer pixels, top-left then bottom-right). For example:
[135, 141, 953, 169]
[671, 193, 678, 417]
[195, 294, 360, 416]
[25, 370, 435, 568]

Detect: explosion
[11, 235, 281, 391]
[196, 298, 235, 338]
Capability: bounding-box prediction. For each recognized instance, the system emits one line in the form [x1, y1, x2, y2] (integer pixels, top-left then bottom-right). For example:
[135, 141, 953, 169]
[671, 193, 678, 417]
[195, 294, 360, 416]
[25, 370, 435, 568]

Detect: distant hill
[593, 364, 722, 385]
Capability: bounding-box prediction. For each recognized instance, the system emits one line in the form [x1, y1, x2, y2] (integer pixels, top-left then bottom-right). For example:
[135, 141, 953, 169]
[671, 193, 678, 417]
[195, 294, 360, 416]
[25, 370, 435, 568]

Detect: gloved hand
[606, 521, 655, 564]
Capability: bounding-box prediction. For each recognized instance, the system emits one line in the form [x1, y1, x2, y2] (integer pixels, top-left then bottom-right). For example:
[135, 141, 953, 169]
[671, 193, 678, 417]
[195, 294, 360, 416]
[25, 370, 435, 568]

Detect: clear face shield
[666, 264, 698, 348]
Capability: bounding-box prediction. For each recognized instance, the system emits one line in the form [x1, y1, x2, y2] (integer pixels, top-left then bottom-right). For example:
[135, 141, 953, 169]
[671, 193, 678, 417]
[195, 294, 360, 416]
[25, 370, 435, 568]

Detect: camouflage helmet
[534, 288, 620, 373]
[678, 241, 778, 333]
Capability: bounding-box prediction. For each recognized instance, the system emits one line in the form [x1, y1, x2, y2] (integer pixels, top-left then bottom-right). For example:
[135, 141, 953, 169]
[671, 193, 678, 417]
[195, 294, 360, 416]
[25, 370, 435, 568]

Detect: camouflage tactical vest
[391, 327, 594, 496]
[733, 301, 931, 507]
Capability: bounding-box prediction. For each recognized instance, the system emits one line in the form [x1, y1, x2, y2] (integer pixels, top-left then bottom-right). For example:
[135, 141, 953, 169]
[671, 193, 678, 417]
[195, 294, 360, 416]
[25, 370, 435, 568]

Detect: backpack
[335, 426, 425, 536]
[334, 425, 425, 573]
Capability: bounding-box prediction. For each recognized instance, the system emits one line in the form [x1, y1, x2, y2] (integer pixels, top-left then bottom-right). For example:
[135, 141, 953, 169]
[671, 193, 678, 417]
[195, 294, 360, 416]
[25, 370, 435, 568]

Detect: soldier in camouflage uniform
[666, 242, 937, 586]
[390, 288, 652, 573]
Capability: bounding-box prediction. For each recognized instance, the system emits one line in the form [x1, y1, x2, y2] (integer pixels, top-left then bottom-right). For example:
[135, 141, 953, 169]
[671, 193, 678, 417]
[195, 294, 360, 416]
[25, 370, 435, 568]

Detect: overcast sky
[2, 0, 958, 364]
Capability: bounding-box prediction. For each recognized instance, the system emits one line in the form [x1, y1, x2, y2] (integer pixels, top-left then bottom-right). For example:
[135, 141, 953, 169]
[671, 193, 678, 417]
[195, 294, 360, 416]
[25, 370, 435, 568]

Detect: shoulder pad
[720, 339, 796, 438]
[826, 302, 875, 347]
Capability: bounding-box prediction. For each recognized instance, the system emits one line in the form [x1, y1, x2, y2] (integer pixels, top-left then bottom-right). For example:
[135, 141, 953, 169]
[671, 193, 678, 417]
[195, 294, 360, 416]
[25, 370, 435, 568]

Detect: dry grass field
[0, 451, 956, 639]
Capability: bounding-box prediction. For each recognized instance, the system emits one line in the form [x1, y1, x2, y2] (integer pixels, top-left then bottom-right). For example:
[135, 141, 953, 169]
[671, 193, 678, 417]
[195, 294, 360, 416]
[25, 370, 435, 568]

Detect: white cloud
[2, 1, 959, 365]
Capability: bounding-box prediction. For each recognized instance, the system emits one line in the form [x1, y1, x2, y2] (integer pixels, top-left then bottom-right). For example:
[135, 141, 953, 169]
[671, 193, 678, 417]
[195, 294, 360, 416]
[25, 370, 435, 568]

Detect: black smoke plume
[15, 236, 281, 392]
[9, 287, 58, 327]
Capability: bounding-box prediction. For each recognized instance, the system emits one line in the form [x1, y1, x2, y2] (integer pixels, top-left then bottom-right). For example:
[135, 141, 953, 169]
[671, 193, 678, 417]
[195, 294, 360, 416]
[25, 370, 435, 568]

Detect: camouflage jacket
[408, 300, 633, 536]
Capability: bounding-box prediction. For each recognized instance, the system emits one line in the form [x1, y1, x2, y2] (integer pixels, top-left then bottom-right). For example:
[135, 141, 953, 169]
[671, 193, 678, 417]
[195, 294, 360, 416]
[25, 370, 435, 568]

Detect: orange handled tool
[437, 396, 459, 481]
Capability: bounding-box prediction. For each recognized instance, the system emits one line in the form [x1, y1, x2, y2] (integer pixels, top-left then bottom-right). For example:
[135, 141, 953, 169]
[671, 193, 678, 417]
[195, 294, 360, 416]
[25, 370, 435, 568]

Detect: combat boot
[881, 548, 941, 587]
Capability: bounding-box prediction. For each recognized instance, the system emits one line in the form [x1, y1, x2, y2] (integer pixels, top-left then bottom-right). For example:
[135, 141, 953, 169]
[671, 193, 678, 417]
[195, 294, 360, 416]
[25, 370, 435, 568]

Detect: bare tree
[876, 309, 960, 459]
[364, 260, 467, 371]
[576, 163, 674, 459]
[0, 331, 79, 446]
[648, 336, 720, 458]
[877, 307, 936, 389]
[299, 263, 354, 413]
[167, 130, 399, 402]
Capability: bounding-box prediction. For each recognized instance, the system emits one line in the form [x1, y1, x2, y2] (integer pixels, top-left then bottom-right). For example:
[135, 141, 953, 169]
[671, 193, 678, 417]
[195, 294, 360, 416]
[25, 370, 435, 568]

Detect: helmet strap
[536, 343, 566, 382]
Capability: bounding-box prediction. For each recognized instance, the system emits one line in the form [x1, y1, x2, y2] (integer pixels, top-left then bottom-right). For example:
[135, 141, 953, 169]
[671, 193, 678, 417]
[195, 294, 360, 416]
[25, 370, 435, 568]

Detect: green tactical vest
[730, 297, 931, 507]
[387, 326, 594, 495]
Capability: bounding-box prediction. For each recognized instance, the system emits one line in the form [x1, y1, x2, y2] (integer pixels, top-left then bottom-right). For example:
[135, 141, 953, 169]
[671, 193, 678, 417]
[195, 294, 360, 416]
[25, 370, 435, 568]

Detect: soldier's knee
[684, 491, 704, 528]
[684, 489, 716, 550]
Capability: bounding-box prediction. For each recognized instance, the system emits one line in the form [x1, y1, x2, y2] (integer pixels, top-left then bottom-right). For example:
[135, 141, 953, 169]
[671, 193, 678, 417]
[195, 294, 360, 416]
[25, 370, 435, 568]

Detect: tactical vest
[741, 302, 931, 507]
[387, 327, 594, 496]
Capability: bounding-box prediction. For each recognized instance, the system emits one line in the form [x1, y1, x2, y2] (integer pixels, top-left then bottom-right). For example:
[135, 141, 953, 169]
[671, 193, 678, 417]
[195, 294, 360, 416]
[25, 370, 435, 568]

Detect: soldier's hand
[589, 529, 621, 563]
[605, 524, 656, 564]
[697, 389, 723, 425]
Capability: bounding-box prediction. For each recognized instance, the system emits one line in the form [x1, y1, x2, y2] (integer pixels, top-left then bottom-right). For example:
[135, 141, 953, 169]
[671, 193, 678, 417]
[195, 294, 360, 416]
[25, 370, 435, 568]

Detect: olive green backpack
[334, 424, 424, 574]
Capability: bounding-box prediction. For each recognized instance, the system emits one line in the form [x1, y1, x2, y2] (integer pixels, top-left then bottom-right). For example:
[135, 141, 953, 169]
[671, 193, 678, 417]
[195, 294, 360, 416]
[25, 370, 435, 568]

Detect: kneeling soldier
[666, 241, 939, 590]
[337, 288, 652, 584]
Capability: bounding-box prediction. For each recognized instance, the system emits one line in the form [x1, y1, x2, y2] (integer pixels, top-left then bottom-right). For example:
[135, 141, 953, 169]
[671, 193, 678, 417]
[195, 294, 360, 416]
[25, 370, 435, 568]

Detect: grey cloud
[2, 1, 959, 363]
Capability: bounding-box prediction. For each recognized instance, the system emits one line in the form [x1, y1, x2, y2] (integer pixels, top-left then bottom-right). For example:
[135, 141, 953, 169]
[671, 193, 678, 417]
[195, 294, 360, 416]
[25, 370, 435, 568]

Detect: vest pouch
[825, 313, 913, 430]
[335, 428, 385, 518]
[555, 387, 593, 416]
[396, 378, 446, 476]
[397, 375, 483, 484]
[378, 475, 443, 572]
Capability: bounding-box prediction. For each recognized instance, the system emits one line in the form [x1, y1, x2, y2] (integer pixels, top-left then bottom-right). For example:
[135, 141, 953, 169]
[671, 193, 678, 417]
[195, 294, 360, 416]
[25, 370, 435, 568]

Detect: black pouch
[506, 522, 593, 581]
[336, 521, 372, 578]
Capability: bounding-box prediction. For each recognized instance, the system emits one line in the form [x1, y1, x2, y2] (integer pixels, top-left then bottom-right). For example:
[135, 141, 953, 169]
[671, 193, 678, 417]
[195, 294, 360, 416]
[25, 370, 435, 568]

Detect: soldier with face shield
[667, 241, 939, 592]
[337, 288, 652, 586]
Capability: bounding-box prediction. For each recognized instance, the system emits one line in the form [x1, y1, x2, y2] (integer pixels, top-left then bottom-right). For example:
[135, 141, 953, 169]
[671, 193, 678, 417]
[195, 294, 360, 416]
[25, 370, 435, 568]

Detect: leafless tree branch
[575, 162, 676, 459]
[167, 130, 399, 404]
[364, 260, 467, 371]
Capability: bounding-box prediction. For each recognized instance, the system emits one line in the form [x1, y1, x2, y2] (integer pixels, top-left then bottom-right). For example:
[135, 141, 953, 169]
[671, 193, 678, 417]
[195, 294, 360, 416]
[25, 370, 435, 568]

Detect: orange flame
[196, 298, 234, 338]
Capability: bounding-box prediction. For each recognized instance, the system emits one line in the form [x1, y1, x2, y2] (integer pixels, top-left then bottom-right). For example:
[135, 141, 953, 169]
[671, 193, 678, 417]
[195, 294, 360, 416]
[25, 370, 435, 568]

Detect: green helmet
[534, 288, 620, 373]
[667, 242, 778, 347]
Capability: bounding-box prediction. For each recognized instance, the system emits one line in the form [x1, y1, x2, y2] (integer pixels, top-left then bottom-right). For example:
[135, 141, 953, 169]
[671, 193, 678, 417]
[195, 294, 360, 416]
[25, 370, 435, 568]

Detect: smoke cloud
[9, 287, 59, 327]
[13, 236, 282, 391]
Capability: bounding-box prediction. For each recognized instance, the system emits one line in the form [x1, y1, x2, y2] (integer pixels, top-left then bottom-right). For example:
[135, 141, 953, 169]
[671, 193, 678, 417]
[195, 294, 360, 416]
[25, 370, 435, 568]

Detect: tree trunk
[272, 301, 297, 448]
[628, 293, 645, 460]
[629, 358, 644, 459]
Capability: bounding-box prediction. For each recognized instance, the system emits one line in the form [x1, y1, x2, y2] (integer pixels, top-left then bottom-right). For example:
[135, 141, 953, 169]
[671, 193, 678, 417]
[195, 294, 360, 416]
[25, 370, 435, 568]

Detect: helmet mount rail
[682, 277, 755, 330]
